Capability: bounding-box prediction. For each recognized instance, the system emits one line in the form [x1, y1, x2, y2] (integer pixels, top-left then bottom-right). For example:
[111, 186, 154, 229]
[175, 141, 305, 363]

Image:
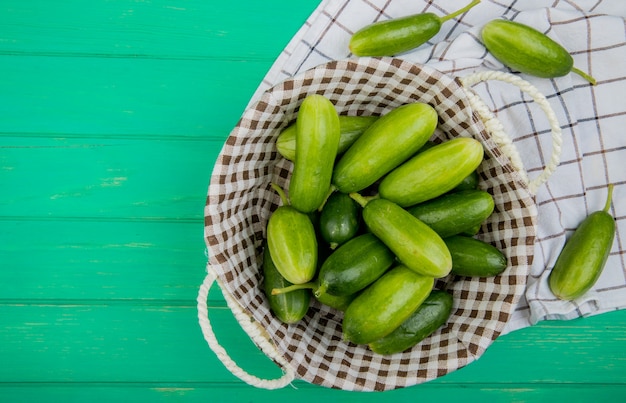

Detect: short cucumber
[407, 189, 494, 238]
[349, 0, 481, 56]
[342, 265, 434, 345]
[368, 290, 453, 354]
[481, 19, 596, 85]
[262, 241, 311, 324]
[266, 184, 318, 284]
[289, 94, 341, 213]
[444, 235, 507, 277]
[316, 233, 395, 297]
[352, 195, 452, 278]
[332, 102, 438, 193]
[319, 191, 361, 249]
[276, 115, 378, 161]
[379, 137, 484, 207]
[549, 185, 616, 300]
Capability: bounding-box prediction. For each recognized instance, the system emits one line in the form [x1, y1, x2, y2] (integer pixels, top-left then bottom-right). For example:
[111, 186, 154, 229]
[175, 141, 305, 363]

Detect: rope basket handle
[197, 265, 295, 389]
[459, 70, 563, 195]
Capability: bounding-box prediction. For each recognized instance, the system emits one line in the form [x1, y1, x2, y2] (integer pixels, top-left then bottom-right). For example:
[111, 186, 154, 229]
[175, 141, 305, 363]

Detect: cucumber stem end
[603, 184, 614, 213]
[571, 67, 597, 86]
[271, 282, 315, 295]
[270, 182, 290, 206]
[440, 0, 481, 23]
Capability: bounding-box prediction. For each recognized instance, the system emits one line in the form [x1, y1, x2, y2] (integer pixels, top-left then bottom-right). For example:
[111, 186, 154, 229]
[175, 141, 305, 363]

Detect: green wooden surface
[1, 1, 624, 401]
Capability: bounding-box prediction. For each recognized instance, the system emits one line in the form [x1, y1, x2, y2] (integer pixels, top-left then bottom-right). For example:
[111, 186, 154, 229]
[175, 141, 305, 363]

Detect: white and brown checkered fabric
[205, 57, 537, 391]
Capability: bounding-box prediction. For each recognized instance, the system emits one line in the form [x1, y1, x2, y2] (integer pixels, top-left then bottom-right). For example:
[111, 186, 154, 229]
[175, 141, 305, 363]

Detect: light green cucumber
[378, 137, 484, 207]
[342, 265, 434, 345]
[332, 102, 438, 193]
[352, 195, 452, 278]
[289, 94, 340, 213]
[266, 184, 318, 284]
[276, 115, 378, 161]
[481, 19, 596, 85]
[368, 290, 453, 354]
[549, 185, 616, 300]
[349, 0, 481, 56]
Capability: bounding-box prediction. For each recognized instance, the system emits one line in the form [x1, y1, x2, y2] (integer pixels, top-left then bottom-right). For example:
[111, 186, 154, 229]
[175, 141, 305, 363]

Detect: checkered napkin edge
[197, 57, 563, 391]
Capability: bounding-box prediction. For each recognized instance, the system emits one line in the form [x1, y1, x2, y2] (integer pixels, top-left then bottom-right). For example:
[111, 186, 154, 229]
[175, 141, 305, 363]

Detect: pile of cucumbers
[262, 95, 507, 355]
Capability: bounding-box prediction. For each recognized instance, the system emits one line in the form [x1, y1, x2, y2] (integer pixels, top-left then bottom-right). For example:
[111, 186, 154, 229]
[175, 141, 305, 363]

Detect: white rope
[460, 70, 563, 195]
[196, 266, 296, 389]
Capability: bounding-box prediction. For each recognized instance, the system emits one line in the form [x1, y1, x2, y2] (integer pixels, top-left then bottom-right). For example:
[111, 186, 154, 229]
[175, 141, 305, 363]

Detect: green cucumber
[349, 0, 481, 56]
[452, 170, 480, 192]
[342, 265, 434, 345]
[319, 191, 361, 249]
[352, 195, 452, 278]
[368, 290, 453, 354]
[276, 115, 378, 161]
[289, 94, 341, 213]
[549, 185, 616, 300]
[266, 184, 318, 284]
[316, 233, 395, 297]
[262, 241, 311, 324]
[379, 137, 484, 207]
[444, 235, 507, 277]
[407, 189, 494, 238]
[332, 102, 438, 193]
[481, 19, 596, 85]
[315, 291, 355, 311]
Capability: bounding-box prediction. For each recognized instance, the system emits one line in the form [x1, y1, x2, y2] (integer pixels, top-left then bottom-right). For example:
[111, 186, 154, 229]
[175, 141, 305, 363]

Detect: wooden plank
[1, 137, 222, 219]
[0, 220, 216, 301]
[0, 0, 320, 60]
[0, 56, 271, 137]
[1, 303, 625, 385]
[1, 384, 625, 402]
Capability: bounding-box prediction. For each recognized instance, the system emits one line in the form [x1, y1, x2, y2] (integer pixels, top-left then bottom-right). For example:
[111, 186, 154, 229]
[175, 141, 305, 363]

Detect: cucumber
[368, 290, 453, 354]
[315, 290, 355, 312]
[352, 195, 452, 278]
[342, 265, 434, 345]
[266, 184, 318, 284]
[316, 233, 395, 297]
[444, 235, 507, 277]
[549, 185, 616, 300]
[452, 170, 480, 192]
[379, 137, 484, 207]
[481, 19, 596, 85]
[319, 191, 361, 249]
[407, 190, 494, 238]
[289, 94, 341, 213]
[349, 0, 481, 56]
[276, 115, 378, 161]
[332, 102, 438, 193]
[262, 241, 311, 324]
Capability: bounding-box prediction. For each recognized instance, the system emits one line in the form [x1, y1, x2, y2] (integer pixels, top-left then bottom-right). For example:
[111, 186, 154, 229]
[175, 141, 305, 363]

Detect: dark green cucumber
[266, 184, 318, 284]
[342, 265, 434, 345]
[481, 19, 596, 85]
[407, 189, 494, 238]
[262, 242, 311, 324]
[452, 170, 480, 192]
[332, 102, 438, 193]
[352, 195, 452, 278]
[444, 235, 507, 277]
[289, 94, 340, 213]
[316, 233, 395, 297]
[349, 0, 481, 56]
[368, 290, 453, 354]
[379, 137, 484, 207]
[549, 185, 616, 300]
[276, 115, 378, 161]
[319, 191, 361, 249]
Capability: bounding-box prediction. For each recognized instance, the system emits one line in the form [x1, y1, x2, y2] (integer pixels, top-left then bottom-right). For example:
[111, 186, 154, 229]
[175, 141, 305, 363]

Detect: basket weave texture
[204, 57, 537, 391]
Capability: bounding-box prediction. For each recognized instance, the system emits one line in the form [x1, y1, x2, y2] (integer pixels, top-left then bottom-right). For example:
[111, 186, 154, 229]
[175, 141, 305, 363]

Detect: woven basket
[197, 57, 562, 392]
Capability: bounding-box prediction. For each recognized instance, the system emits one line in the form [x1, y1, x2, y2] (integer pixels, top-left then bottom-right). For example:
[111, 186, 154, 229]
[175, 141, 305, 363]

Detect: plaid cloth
[249, 0, 626, 334]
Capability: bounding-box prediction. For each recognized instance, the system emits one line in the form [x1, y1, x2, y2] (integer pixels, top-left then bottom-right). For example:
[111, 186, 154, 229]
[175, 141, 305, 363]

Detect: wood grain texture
[1, 0, 624, 400]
